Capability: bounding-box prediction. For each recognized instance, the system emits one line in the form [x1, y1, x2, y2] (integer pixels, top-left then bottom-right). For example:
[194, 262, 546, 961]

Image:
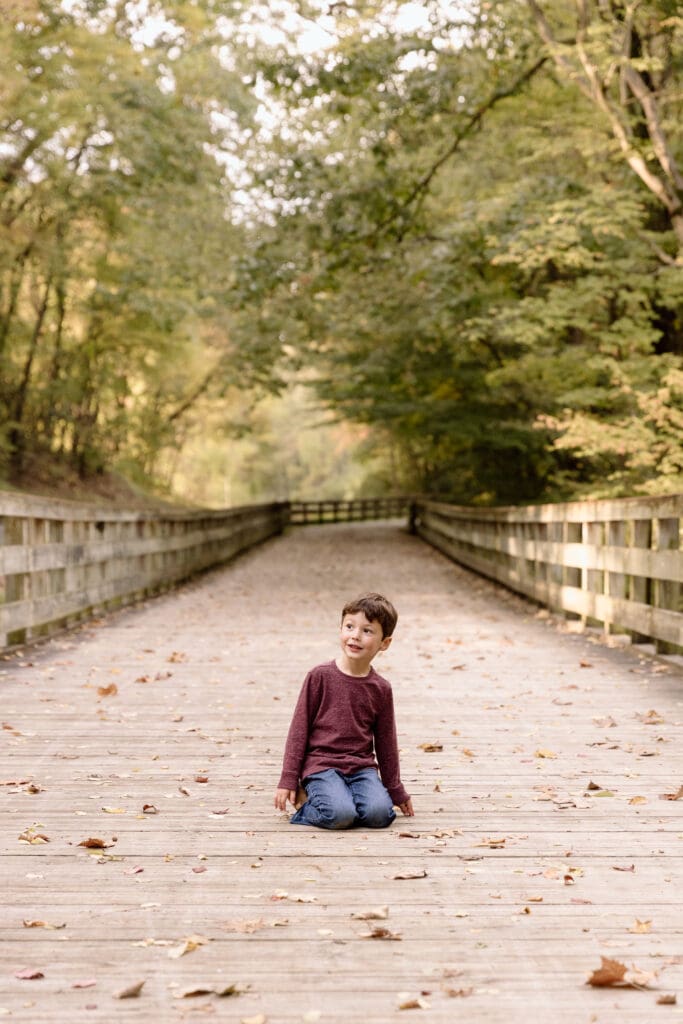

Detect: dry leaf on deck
[393, 869, 427, 880]
[77, 837, 114, 849]
[397, 992, 430, 1009]
[18, 828, 50, 844]
[72, 979, 97, 989]
[612, 864, 635, 872]
[535, 749, 557, 759]
[629, 919, 652, 934]
[363, 925, 402, 940]
[418, 742, 442, 752]
[586, 957, 657, 988]
[167, 651, 187, 663]
[659, 785, 683, 801]
[15, 968, 44, 980]
[658, 995, 677, 1005]
[173, 982, 247, 998]
[636, 709, 665, 725]
[102, 807, 126, 814]
[195, 775, 209, 783]
[477, 837, 506, 848]
[167, 934, 209, 959]
[628, 796, 647, 805]
[444, 986, 474, 998]
[23, 919, 65, 930]
[352, 906, 389, 920]
[142, 804, 158, 814]
[97, 684, 118, 697]
[114, 980, 145, 999]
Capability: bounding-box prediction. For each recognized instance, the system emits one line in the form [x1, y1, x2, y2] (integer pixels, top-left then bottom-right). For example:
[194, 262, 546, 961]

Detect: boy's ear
[379, 635, 392, 652]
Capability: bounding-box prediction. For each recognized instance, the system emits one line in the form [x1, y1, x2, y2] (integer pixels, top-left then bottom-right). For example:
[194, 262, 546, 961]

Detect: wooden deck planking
[1, 521, 682, 1023]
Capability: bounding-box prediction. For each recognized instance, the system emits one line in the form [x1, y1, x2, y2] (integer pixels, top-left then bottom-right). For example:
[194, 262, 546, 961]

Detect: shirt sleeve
[277, 672, 319, 791]
[373, 685, 410, 806]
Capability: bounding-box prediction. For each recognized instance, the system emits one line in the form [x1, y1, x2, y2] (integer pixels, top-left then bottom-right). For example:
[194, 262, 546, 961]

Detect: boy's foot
[294, 786, 307, 809]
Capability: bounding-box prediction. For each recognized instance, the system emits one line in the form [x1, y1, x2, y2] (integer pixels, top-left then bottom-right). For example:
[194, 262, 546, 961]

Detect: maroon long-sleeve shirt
[277, 660, 410, 806]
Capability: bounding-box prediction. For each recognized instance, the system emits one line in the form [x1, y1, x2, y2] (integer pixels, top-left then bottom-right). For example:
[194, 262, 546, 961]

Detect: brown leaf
[114, 980, 145, 999]
[194, 775, 209, 783]
[173, 983, 247, 999]
[629, 919, 652, 934]
[658, 995, 677, 1005]
[167, 934, 209, 958]
[72, 979, 97, 989]
[477, 837, 506, 849]
[444, 987, 474, 998]
[362, 925, 402, 941]
[397, 992, 429, 1009]
[15, 968, 44, 980]
[612, 863, 635, 872]
[579, 660, 593, 668]
[535, 749, 557, 759]
[97, 684, 118, 697]
[418, 742, 442, 752]
[23, 919, 65, 930]
[142, 804, 158, 814]
[18, 828, 50, 845]
[659, 785, 683, 801]
[636, 709, 665, 725]
[629, 796, 647, 805]
[393, 869, 428, 880]
[586, 780, 602, 791]
[167, 651, 187, 663]
[77, 837, 114, 849]
[352, 906, 389, 920]
[587, 957, 628, 987]
[192, 865, 207, 874]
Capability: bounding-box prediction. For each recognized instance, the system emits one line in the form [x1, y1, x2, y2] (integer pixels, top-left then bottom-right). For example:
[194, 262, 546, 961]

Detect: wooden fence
[413, 494, 683, 654]
[289, 497, 410, 525]
[0, 494, 288, 648]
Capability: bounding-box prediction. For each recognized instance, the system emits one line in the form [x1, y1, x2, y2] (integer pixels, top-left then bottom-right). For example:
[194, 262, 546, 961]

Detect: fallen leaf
[629, 919, 652, 934]
[173, 982, 247, 998]
[195, 775, 209, 783]
[77, 837, 114, 849]
[586, 957, 657, 988]
[398, 831, 421, 839]
[72, 980, 97, 989]
[114, 980, 145, 999]
[392, 869, 427, 880]
[167, 651, 187, 663]
[15, 968, 44, 980]
[593, 716, 618, 728]
[22, 920, 66, 930]
[178, 786, 190, 797]
[444, 987, 474, 998]
[612, 864, 635, 872]
[102, 807, 126, 814]
[142, 804, 158, 814]
[192, 866, 207, 874]
[351, 906, 389, 920]
[18, 828, 50, 845]
[477, 837, 506, 848]
[418, 742, 442, 752]
[124, 866, 144, 875]
[657, 995, 677, 1005]
[629, 796, 647, 805]
[535, 749, 557, 759]
[636, 709, 665, 725]
[659, 785, 683, 801]
[362, 925, 401, 940]
[97, 684, 118, 697]
[579, 660, 593, 668]
[168, 934, 209, 959]
[397, 992, 430, 1009]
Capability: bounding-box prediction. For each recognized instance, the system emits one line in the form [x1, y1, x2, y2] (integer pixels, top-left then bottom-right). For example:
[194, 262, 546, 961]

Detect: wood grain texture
[0, 521, 681, 1023]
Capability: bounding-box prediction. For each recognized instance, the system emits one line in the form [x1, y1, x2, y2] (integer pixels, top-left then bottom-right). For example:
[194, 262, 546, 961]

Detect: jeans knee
[317, 806, 356, 829]
[357, 801, 395, 829]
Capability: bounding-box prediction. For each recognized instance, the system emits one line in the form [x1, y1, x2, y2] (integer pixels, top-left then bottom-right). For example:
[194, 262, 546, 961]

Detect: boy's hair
[341, 592, 398, 639]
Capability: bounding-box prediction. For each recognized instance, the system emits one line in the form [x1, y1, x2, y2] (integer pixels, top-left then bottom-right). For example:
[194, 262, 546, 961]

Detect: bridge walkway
[1, 521, 681, 1022]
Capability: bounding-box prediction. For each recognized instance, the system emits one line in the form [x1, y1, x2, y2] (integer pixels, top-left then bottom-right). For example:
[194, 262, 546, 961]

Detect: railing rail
[0, 494, 288, 648]
[413, 494, 683, 654]
[289, 497, 410, 525]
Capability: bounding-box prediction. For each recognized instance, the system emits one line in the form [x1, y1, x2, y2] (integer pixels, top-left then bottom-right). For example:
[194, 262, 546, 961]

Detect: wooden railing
[0, 494, 288, 648]
[414, 495, 683, 654]
[289, 497, 410, 525]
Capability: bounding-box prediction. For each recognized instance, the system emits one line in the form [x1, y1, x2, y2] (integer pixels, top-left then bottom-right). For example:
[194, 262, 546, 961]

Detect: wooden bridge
[1, 494, 682, 1021]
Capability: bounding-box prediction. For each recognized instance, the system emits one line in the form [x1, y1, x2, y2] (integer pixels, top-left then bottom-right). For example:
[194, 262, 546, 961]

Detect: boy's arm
[275, 672, 318, 802]
[374, 686, 413, 812]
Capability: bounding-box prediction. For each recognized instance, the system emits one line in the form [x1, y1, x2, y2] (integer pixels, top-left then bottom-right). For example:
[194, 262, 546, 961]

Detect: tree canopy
[1, 1, 682, 505]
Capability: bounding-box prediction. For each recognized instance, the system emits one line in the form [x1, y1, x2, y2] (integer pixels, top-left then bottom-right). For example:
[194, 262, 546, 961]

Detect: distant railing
[0, 494, 288, 648]
[289, 497, 410, 525]
[414, 495, 683, 654]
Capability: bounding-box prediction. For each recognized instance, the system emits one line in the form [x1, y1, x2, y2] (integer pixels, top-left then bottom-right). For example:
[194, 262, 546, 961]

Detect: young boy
[274, 592, 414, 828]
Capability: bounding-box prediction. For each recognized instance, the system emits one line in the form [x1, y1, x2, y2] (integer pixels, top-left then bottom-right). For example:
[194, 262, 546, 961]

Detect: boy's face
[339, 611, 392, 669]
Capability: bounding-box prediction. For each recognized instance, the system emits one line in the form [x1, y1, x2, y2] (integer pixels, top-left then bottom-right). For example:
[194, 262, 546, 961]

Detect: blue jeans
[291, 768, 396, 830]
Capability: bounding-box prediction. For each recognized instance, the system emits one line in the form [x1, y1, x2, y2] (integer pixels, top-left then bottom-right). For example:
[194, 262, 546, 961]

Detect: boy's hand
[398, 797, 414, 817]
[274, 788, 297, 812]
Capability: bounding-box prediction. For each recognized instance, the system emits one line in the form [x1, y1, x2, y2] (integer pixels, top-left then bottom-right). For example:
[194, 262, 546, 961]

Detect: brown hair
[341, 592, 398, 639]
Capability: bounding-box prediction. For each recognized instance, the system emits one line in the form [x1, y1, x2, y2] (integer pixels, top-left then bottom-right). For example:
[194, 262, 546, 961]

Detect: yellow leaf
[535, 749, 557, 759]
[629, 919, 652, 934]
